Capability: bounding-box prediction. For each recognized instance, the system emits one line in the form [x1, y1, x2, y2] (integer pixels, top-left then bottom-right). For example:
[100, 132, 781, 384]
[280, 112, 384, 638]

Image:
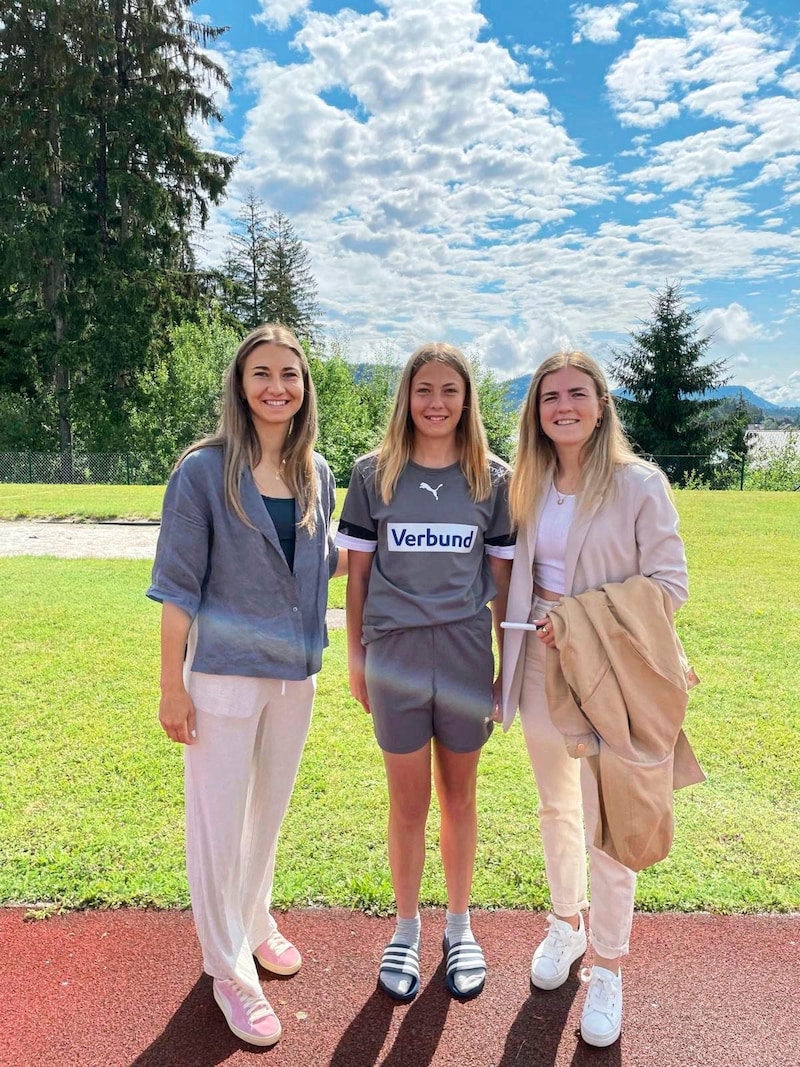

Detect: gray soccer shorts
[364, 609, 495, 754]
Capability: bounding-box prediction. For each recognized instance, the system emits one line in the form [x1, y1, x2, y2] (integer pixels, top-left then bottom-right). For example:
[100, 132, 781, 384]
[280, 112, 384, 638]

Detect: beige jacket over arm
[545, 576, 705, 872]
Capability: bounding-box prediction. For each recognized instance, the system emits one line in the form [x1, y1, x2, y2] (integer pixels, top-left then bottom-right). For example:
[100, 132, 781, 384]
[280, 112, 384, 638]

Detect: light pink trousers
[519, 596, 637, 959]
[184, 671, 315, 998]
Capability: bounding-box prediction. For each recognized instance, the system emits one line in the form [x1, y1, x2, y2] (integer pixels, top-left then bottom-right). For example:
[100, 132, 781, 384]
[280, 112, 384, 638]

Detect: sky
[189, 0, 800, 404]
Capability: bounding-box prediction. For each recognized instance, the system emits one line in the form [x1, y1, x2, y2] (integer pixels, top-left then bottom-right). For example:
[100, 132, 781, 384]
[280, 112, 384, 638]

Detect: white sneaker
[530, 913, 587, 990]
[580, 965, 623, 1047]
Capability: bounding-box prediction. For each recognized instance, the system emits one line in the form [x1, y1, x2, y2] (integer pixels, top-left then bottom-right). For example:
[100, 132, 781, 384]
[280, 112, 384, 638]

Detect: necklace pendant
[556, 495, 565, 505]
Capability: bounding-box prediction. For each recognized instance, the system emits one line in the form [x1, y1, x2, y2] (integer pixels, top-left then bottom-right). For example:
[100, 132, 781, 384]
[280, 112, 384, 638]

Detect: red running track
[2, 907, 797, 1067]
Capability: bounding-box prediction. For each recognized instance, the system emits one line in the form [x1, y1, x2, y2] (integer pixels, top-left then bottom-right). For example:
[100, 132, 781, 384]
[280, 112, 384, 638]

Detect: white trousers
[519, 596, 637, 959]
[184, 671, 315, 998]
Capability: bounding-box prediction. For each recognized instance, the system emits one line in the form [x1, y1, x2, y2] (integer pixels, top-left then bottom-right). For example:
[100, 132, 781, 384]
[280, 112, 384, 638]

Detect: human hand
[159, 685, 197, 744]
[533, 616, 557, 649]
[490, 674, 503, 723]
[348, 659, 371, 714]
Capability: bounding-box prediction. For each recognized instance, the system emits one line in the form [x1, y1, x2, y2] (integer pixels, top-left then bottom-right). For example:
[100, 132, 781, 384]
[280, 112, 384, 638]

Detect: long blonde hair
[509, 350, 646, 529]
[375, 342, 493, 503]
[178, 323, 319, 531]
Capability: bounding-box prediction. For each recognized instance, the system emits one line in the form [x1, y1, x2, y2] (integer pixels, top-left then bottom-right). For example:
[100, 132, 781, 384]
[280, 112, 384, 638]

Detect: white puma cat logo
[419, 482, 444, 501]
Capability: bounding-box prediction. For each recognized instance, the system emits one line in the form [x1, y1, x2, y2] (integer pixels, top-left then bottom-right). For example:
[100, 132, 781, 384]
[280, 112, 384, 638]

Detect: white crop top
[533, 482, 576, 595]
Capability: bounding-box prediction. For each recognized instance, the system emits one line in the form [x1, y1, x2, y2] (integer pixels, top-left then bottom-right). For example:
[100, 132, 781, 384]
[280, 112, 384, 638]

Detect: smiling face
[408, 360, 467, 443]
[538, 365, 604, 456]
[241, 343, 305, 431]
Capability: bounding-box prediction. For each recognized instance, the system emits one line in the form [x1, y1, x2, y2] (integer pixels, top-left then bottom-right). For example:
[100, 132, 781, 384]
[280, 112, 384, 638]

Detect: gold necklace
[253, 462, 285, 493]
[553, 481, 567, 506]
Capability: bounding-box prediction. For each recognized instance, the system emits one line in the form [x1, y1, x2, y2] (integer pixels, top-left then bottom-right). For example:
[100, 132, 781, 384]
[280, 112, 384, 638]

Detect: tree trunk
[43, 9, 72, 468]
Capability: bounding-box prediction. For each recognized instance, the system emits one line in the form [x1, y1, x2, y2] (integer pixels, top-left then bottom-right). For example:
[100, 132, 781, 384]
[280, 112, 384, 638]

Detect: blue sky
[190, 0, 800, 404]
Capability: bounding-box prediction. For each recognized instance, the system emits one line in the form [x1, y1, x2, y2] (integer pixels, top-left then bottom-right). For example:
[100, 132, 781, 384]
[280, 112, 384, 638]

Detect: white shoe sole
[530, 932, 587, 990]
[580, 1021, 622, 1048]
[254, 948, 302, 976]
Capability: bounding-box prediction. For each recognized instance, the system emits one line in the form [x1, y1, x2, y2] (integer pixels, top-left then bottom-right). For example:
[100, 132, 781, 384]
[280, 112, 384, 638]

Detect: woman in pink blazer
[500, 350, 689, 1048]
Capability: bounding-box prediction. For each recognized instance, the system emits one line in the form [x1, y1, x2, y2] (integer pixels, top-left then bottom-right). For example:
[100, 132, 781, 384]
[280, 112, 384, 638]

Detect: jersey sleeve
[484, 463, 516, 560]
[335, 458, 378, 554]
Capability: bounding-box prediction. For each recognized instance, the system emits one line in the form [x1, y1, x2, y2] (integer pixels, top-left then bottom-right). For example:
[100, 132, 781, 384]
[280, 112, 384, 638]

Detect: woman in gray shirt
[337, 342, 514, 1004]
[148, 324, 344, 1047]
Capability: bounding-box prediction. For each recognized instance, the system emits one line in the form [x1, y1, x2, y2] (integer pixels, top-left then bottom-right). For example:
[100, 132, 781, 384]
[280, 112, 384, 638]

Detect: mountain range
[352, 363, 798, 418]
[500, 379, 799, 417]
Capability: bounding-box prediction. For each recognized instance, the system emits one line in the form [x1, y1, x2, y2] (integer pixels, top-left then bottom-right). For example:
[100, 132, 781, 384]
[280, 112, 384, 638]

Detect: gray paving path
[0, 519, 160, 559]
[0, 520, 346, 627]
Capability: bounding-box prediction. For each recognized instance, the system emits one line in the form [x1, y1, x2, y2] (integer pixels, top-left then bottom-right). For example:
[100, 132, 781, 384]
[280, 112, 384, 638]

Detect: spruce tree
[0, 0, 234, 455]
[261, 212, 319, 341]
[228, 191, 269, 329]
[610, 282, 730, 483]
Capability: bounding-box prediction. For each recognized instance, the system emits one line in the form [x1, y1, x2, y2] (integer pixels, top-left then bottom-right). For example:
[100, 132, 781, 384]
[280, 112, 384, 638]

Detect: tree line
[0, 5, 776, 490]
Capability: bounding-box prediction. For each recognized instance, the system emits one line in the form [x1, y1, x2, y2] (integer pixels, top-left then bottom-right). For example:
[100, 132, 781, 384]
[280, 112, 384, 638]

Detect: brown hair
[178, 323, 319, 531]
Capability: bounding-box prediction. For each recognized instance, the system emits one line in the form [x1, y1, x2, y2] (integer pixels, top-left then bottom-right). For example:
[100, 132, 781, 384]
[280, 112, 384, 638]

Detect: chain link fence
[0, 451, 165, 485]
[0, 449, 796, 490]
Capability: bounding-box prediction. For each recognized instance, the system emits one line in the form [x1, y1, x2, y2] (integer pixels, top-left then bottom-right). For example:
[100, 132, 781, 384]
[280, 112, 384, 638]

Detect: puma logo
[419, 482, 443, 501]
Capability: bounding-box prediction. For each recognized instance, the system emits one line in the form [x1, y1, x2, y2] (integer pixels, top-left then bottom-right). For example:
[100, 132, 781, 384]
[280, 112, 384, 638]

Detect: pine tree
[610, 282, 730, 483]
[261, 212, 319, 340]
[0, 0, 234, 455]
[228, 191, 269, 329]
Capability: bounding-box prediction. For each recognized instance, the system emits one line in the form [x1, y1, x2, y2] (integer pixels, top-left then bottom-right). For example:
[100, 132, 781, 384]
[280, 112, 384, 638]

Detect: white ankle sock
[445, 910, 485, 995]
[380, 914, 421, 997]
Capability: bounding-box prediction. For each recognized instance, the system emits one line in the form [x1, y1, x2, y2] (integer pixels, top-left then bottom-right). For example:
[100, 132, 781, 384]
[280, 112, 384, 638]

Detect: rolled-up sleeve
[146, 459, 211, 619]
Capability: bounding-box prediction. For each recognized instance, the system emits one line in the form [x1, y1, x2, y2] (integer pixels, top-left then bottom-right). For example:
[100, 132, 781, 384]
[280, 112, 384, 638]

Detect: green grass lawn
[0, 483, 347, 521]
[0, 490, 798, 914]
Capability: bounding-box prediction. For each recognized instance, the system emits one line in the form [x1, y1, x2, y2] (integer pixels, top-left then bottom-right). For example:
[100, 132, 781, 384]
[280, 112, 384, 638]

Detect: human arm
[158, 601, 196, 745]
[332, 546, 348, 578]
[635, 467, 689, 611]
[488, 554, 512, 720]
[345, 549, 373, 713]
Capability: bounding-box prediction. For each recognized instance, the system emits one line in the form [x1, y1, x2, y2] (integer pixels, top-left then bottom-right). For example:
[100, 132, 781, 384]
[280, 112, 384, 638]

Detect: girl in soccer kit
[336, 342, 514, 1001]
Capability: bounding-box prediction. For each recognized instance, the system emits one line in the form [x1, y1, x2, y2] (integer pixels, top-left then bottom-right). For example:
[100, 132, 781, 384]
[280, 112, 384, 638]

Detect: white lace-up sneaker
[530, 913, 587, 990]
[580, 965, 623, 1047]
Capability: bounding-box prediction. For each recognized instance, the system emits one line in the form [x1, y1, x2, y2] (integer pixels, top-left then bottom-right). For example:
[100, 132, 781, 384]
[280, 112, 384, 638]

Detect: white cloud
[699, 302, 764, 344]
[607, 3, 792, 128]
[472, 321, 575, 378]
[193, 0, 800, 402]
[572, 2, 637, 45]
[746, 375, 800, 405]
[254, 0, 310, 31]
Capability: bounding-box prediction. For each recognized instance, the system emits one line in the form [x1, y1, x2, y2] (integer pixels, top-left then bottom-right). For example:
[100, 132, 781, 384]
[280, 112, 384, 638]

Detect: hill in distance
[500, 377, 799, 417]
[351, 363, 798, 418]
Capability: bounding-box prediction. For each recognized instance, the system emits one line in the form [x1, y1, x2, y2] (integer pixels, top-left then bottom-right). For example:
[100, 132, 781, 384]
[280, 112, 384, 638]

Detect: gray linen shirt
[147, 446, 339, 679]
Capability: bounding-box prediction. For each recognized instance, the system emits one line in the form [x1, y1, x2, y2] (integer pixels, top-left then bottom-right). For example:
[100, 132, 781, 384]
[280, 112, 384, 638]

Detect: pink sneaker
[254, 928, 302, 975]
[212, 978, 282, 1046]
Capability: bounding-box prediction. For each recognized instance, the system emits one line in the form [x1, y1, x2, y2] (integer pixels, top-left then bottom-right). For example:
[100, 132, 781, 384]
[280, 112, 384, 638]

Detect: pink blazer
[501, 461, 689, 730]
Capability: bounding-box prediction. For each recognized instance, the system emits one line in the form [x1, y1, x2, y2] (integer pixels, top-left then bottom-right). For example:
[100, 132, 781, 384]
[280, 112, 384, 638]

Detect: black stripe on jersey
[337, 519, 378, 542]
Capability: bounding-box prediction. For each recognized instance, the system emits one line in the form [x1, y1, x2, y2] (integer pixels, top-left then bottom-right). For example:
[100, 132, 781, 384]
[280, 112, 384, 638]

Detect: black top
[261, 495, 297, 571]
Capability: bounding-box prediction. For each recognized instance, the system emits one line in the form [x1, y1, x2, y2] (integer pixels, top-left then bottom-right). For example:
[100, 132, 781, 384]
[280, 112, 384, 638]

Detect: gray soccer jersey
[336, 455, 515, 643]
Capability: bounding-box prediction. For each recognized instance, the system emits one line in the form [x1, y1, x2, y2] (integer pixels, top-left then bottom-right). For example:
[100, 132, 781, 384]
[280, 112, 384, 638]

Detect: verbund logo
[387, 523, 478, 552]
